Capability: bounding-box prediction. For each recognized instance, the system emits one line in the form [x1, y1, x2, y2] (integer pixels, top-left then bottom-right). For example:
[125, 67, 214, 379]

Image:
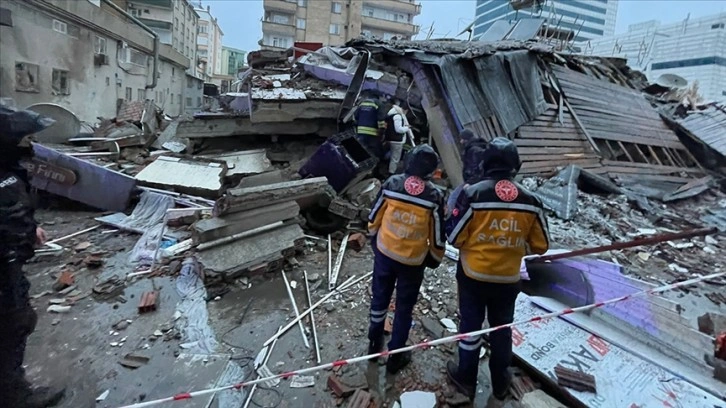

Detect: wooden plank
[578, 119, 676, 140]
[617, 141, 636, 162]
[587, 129, 685, 149]
[576, 110, 670, 129]
[633, 145, 651, 164]
[600, 160, 702, 173]
[647, 145, 664, 166]
[521, 158, 601, 171]
[520, 153, 600, 161]
[611, 173, 695, 183]
[518, 147, 588, 155]
[567, 95, 662, 121]
[564, 98, 601, 154]
[514, 139, 591, 148]
[523, 119, 577, 128]
[660, 147, 680, 167]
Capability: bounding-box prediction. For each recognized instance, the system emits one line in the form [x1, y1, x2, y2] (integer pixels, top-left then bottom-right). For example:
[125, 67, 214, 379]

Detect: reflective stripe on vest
[357, 126, 378, 136]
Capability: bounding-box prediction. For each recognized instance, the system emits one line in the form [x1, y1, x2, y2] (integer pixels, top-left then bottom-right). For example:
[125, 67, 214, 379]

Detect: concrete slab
[193, 201, 300, 244]
[202, 149, 272, 177]
[135, 156, 228, 198]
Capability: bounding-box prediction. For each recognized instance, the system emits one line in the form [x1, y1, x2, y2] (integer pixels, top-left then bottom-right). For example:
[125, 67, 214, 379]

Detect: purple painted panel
[29, 143, 136, 211]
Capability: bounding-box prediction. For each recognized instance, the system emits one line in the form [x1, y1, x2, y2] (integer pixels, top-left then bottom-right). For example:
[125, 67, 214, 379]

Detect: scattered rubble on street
[15, 34, 726, 408]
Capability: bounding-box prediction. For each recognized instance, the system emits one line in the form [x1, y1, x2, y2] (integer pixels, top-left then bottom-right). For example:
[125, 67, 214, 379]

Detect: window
[172, 67, 176, 76]
[712, 23, 725, 29]
[331, 2, 342, 13]
[137, 89, 145, 101]
[177, 94, 181, 106]
[271, 14, 290, 24]
[143, 9, 149, 14]
[329, 23, 341, 35]
[297, 0, 306, 7]
[186, 97, 192, 107]
[126, 87, 132, 100]
[14, 62, 39, 93]
[272, 36, 289, 48]
[199, 25, 208, 34]
[197, 97, 202, 106]
[170, 93, 174, 104]
[296, 18, 306, 29]
[51, 69, 70, 95]
[363, 7, 373, 17]
[175, 17, 179, 28]
[52, 19, 67, 34]
[126, 48, 148, 66]
[94, 36, 107, 55]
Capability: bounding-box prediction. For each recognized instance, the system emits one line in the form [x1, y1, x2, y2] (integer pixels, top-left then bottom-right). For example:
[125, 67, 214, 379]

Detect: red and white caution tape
[117, 271, 726, 408]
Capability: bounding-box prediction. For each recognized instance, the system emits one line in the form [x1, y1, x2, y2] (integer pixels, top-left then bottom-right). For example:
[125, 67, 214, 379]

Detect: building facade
[473, 0, 618, 42]
[125, 0, 199, 78]
[585, 13, 726, 102]
[194, 4, 223, 82]
[221, 46, 246, 76]
[261, 0, 421, 49]
[1, 0, 194, 121]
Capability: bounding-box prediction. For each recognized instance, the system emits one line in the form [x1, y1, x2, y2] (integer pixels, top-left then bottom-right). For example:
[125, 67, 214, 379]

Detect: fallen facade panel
[134, 156, 228, 198]
[513, 293, 724, 407]
[675, 104, 726, 160]
[25, 143, 136, 211]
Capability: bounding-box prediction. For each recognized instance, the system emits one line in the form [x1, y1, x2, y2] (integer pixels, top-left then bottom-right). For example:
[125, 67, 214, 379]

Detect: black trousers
[456, 263, 520, 397]
[367, 245, 425, 351]
[0, 260, 37, 400]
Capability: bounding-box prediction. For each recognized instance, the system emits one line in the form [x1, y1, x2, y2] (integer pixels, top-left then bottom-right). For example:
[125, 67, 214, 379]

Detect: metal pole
[304, 270, 321, 363]
[281, 271, 310, 349]
[329, 233, 349, 291]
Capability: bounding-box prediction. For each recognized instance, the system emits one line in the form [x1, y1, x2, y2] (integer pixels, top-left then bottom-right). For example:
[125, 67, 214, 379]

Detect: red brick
[327, 375, 355, 398]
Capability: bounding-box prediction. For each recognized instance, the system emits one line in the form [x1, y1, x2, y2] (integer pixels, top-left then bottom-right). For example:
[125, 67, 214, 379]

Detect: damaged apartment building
[0, 0, 203, 123]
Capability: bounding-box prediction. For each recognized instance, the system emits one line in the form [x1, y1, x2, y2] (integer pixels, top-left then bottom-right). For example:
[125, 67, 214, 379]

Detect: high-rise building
[473, 0, 618, 42]
[261, 0, 421, 49]
[585, 13, 726, 102]
[125, 0, 200, 78]
[194, 4, 223, 82]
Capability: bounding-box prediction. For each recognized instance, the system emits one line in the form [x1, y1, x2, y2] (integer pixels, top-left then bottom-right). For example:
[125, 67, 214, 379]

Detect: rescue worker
[1, 105, 66, 408]
[445, 137, 549, 405]
[354, 91, 386, 160]
[446, 129, 489, 216]
[367, 144, 445, 374]
[385, 100, 412, 175]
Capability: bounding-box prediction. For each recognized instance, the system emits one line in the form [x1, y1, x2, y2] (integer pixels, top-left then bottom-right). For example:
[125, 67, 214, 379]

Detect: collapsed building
[13, 33, 726, 408]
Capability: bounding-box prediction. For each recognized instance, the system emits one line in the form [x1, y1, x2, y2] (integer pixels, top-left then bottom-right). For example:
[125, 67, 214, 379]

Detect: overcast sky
[204, 0, 725, 52]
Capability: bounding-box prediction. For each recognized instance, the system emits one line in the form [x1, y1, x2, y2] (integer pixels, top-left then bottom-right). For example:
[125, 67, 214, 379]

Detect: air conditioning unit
[94, 54, 109, 66]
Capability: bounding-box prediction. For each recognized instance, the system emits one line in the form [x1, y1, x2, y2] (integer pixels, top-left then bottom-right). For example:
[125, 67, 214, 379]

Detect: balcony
[128, 0, 172, 9]
[262, 20, 296, 37]
[361, 15, 420, 36]
[263, 0, 298, 14]
[362, 0, 421, 15]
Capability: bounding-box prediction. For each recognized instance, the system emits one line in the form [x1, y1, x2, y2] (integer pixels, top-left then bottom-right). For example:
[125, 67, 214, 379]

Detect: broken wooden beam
[214, 177, 332, 216]
[193, 201, 300, 244]
[554, 365, 597, 393]
[138, 291, 159, 313]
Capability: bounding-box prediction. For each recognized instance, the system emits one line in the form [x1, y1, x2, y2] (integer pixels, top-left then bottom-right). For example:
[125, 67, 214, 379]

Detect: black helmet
[480, 137, 521, 178]
[0, 105, 55, 149]
[405, 144, 439, 179]
[459, 129, 475, 143]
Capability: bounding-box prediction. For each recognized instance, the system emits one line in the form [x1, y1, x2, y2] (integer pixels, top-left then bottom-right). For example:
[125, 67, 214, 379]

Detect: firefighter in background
[354, 91, 386, 161]
[385, 100, 414, 175]
[1, 105, 66, 407]
[367, 144, 445, 374]
[445, 137, 550, 406]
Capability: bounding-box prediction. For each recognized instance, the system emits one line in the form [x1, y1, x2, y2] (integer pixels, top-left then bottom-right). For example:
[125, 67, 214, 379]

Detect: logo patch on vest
[404, 176, 425, 196]
[494, 180, 519, 202]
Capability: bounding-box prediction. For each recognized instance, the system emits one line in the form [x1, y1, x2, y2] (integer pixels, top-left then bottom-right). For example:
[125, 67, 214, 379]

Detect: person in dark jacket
[446, 129, 489, 216]
[367, 144, 445, 374]
[354, 92, 386, 160]
[445, 138, 550, 406]
[0, 105, 66, 408]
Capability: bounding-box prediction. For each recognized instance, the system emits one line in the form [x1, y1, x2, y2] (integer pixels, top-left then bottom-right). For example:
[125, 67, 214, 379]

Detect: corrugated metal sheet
[505, 18, 545, 41]
[677, 105, 726, 157]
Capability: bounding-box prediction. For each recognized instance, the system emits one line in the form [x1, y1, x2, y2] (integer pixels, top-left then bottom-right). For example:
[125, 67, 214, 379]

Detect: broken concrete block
[197, 224, 304, 280]
[215, 177, 332, 216]
[167, 209, 201, 227]
[328, 197, 360, 220]
[53, 270, 75, 292]
[135, 156, 228, 198]
[202, 149, 272, 177]
[236, 170, 285, 188]
[344, 178, 381, 208]
[193, 201, 299, 244]
[520, 390, 567, 408]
